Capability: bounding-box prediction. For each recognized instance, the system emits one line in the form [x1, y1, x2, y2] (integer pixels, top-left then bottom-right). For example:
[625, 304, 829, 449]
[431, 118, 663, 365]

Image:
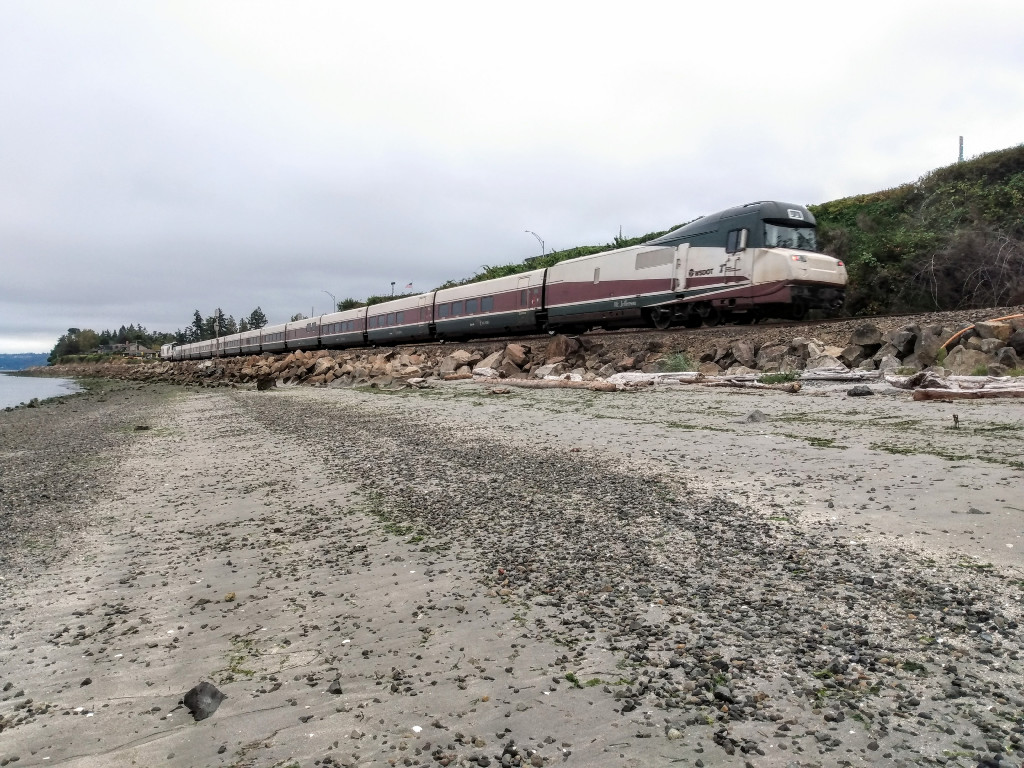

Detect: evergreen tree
[238, 317, 250, 333]
[192, 310, 204, 341]
[247, 306, 268, 329]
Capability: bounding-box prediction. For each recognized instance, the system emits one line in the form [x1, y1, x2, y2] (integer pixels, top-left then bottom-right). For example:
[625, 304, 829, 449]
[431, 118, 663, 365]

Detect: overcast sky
[2, 1, 1023, 353]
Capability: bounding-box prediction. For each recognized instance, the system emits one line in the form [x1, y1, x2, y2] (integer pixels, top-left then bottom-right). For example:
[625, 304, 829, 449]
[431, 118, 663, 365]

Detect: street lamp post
[322, 290, 337, 312]
[525, 230, 545, 255]
[391, 281, 396, 296]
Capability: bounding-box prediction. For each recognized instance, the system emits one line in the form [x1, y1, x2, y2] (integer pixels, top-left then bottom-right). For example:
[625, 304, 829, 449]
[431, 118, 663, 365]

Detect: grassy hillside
[810, 144, 1024, 314]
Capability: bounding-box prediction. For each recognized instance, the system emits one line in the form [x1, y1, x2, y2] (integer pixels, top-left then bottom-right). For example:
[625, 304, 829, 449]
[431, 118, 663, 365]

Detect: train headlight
[790, 254, 807, 262]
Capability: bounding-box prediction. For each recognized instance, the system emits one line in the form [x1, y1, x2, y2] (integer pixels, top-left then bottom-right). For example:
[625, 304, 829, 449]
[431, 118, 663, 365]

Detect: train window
[396, 311, 404, 324]
[466, 298, 478, 314]
[386, 313, 394, 326]
[452, 301, 464, 316]
[438, 303, 450, 318]
[520, 290, 527, 307]
[726, 228, 748, 254]
[481, 296, 494, 312]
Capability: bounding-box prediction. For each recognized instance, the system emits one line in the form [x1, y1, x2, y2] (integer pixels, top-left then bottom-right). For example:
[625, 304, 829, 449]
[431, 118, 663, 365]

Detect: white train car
[365, 293, 434, 345]
[260, 323, 288, 353]
[239, 328, 262, 355]
[286, 317, 322, 351]
[543, 246, 674, 333]
[320, 306, 368, 348]
[433, 270, 545, 339]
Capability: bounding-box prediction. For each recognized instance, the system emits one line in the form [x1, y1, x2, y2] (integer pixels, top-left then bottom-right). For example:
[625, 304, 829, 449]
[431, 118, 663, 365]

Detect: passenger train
[161, 201, 846, 361]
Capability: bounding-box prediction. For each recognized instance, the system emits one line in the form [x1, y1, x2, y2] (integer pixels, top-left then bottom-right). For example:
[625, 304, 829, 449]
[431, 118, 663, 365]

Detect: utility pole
[391, 281, 395, 296]
[959, 136, 964, 162]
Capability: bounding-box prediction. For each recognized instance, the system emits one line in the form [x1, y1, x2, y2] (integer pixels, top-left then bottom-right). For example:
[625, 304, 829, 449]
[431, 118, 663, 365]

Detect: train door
[724, 228, 752, 289]
[418, 293, 432, 324]
[517, 276, 530, 314]
[673, 244, 689, 292]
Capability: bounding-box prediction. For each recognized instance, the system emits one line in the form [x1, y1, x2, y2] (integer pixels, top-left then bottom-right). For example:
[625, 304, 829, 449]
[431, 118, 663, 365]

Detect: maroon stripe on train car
[545, 277, 672, 308]
[685, 275, 749, 288]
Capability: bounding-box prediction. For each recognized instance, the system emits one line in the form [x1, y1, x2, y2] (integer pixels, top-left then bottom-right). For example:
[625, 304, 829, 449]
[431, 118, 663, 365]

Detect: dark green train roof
[646, 201, 816, 247]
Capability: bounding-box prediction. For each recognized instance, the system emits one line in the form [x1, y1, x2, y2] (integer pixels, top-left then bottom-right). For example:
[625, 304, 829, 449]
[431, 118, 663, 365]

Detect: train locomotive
[161, 201, 846, 361]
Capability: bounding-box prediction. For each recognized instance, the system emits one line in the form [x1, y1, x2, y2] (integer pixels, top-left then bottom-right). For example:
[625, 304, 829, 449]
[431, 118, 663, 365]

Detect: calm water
[0, 373, 82, 408]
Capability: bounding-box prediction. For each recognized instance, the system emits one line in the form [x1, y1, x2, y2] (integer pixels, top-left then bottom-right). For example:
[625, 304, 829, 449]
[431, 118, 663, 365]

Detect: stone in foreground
[183, 681, 226, 722]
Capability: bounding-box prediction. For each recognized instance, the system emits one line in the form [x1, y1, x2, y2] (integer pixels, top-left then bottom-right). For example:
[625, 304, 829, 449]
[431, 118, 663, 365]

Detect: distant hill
[0, 353, 48, 371]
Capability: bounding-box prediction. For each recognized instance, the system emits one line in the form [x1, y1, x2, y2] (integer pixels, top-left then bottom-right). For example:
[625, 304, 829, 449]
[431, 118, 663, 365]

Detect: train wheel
[683, 313, 702, 328]
[702, 307, 722, 327]
[649, 307, 673, 330]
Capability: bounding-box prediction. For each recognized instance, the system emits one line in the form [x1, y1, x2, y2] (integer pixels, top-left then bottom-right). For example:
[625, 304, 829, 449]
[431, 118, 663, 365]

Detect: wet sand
[1, 380, 1022, 767]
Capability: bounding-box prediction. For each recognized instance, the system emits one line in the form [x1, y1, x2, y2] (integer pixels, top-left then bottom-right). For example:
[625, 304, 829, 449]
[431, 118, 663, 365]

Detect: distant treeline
[48, 307, 270, 363]
[0, 353, 49, 371]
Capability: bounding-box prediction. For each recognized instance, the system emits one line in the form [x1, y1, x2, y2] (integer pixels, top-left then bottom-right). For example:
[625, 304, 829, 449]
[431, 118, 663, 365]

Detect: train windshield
[764, 223, 817, 251]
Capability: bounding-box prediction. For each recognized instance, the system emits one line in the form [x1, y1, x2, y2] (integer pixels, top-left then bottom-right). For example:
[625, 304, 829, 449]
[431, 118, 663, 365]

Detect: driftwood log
[702, 380, 802, 393]
[912, 388, 1024, 400]
[478, 378, 618, 392]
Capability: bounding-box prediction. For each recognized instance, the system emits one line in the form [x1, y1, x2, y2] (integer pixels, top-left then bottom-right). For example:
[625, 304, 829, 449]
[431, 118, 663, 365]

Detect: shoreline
[0, 380, 1022, 766]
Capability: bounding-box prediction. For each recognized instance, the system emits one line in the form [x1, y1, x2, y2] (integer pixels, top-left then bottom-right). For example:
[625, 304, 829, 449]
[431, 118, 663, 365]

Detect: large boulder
[504, 343, 529, 367]
[884, 329, 916, 357]
[533, 363, 566, 378]
[498, 359, 526, 379]
[975, 321, 1013, 342]
[475, 351, 503, 371]
[877, 354, 902, 373]
[439, 350, 478, 375]
[788, 337, 811, 360]
[872, 342, 901, 363]
[545, 335, 580, 361]
[806, 354, 848, 371]
[849, 323, 883, 347]
[996, 346, 1020, 369]
[1009, 329, 1024, 357]
[914, 325, 947, 366]
[839, 345, 867, 367]
[755, 343, 787, 370]
[944, 346, 991, 375]
[731, 340, 756, 369]
[964, 336, 1006, 354]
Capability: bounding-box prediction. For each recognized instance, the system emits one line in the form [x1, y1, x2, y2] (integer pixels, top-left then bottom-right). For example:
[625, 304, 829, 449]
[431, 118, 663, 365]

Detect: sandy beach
[1, 379, 1022, 767]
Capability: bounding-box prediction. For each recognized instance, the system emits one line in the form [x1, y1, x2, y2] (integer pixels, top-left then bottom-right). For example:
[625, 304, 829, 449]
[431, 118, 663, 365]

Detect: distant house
[123, 342, 156, 357]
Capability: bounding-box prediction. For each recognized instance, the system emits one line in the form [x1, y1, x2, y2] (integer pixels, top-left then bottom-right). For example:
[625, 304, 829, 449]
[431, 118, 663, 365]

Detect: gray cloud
[2, 1, 1023, 352]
